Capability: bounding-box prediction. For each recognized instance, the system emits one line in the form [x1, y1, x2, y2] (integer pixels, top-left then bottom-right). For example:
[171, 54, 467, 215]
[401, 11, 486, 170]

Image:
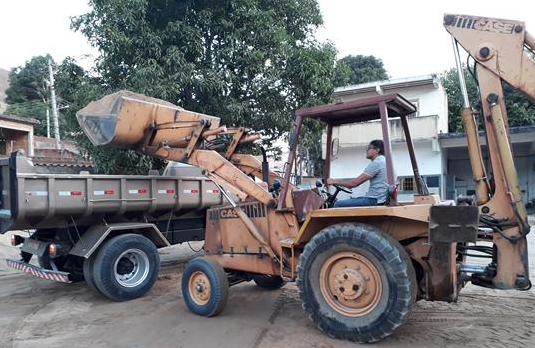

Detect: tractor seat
[380, 185, 398, 206]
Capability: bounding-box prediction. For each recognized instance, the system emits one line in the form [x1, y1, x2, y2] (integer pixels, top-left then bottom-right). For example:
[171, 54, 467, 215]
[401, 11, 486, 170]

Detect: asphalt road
[1, 219, 534, 348]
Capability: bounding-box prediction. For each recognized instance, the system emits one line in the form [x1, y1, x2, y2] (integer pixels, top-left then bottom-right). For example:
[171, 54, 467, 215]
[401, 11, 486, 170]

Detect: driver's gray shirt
[363, 155, 388, 204]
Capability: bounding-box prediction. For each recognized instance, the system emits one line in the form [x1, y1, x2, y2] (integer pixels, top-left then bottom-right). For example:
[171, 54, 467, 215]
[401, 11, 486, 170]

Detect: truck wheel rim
[189, 271, 211, 306]
[319, 251, 382, 317]
[114, 249, 150, 288]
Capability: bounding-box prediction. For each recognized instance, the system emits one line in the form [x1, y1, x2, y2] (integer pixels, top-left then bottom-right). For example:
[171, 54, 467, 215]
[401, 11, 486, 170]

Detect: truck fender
[69, 222, 170, 259]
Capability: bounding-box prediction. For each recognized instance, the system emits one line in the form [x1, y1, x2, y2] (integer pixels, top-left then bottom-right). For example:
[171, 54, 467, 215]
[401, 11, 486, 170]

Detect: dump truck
[1, 94, 230, 301]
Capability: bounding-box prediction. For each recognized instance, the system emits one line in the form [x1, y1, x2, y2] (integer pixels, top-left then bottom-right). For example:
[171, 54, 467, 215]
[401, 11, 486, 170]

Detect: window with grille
[398, 177, 416, 193]
[398, 175, 441, 194]
[402, 177, 415, 191]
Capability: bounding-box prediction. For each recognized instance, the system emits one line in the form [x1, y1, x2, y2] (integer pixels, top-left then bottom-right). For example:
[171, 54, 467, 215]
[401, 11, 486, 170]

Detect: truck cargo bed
[1, 152, 223, 234]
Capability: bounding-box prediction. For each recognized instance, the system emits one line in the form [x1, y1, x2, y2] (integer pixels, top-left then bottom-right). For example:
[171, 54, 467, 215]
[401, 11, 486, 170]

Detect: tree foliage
[4, 54, 154, 174]
[6, 55, 52, 105]
[72, 0, 336, 138]
[6, 55, 59, 136]
[441, 66, 535, 132]
[67, 0, 340, 174]
[332, 55, 388, 88]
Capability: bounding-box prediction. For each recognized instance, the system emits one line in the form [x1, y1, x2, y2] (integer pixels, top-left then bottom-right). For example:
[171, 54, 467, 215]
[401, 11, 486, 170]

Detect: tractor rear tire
[252, 275, 286, 290]
[182, 257, 229, 317]
[297, 223, 416, 343]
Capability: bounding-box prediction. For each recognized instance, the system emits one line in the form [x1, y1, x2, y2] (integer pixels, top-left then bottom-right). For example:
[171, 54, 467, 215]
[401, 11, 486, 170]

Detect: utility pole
[48, 59, 61, 149]
[46, 109, 50, 138]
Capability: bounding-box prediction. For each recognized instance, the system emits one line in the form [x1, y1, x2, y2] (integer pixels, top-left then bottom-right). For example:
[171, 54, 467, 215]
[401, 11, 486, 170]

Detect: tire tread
[297, 223, 416, 343]
[92, 234, 160, 302]
[181, 257, 229, 317]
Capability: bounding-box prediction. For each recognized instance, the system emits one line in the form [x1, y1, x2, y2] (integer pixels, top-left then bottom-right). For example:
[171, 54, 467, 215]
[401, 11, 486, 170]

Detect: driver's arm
[327, 173, 370, 188]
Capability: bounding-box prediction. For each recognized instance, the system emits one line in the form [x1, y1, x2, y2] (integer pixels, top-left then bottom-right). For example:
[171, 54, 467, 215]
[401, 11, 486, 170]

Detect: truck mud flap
[6, 259, 71, 283]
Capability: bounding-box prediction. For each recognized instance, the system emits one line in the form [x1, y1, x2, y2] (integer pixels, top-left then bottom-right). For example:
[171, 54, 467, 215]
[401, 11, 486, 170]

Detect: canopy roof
[295, 93, 417, 126]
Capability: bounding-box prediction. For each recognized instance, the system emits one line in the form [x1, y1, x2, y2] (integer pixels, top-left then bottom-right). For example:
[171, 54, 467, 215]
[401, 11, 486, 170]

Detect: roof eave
[334, 75, 438, 97]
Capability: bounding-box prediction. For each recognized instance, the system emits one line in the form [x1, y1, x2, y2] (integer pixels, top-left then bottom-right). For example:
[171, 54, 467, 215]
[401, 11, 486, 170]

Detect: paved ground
[1, 218, 534, 348]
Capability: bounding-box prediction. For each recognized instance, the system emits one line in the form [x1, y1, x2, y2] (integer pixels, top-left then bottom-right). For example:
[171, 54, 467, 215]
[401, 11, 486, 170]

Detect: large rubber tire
[182, 257, 229, 317]
[297, 223, 416, 343]
[252, 275, 286, 290]
[83, 255, 101, 295]
[92, 234, 160, 301]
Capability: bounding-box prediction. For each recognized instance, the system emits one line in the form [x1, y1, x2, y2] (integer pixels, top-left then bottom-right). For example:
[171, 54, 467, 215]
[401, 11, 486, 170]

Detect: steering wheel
[319, 183, 352, 208]
[333, 184, 352, 194]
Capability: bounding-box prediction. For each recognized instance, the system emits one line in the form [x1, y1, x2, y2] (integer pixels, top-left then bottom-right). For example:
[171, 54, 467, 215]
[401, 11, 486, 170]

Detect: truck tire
[83, 255, 101, 295]
[92, 234, 160, 301]
[296, 223, 416, 343]
[182, 257, 229, 317]
[252, 275, 286, 290]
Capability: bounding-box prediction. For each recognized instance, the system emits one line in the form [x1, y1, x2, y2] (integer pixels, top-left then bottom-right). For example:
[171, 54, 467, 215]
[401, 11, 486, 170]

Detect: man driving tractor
[325, 139, 390, 207]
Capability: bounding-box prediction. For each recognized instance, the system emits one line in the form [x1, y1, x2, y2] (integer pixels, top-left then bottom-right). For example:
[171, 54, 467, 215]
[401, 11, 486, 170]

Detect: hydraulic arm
[77, 91, 300, 270]
[445, 14, 534, 289]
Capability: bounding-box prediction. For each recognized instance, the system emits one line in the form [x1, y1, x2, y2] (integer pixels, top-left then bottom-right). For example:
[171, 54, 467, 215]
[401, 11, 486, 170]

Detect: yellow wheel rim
[188, 271, 211, 306]
[319, 251, 382, 317]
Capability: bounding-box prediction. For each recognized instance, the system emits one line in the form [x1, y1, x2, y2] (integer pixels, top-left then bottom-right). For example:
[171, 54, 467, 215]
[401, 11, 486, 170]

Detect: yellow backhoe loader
[77, 14, 533, 342]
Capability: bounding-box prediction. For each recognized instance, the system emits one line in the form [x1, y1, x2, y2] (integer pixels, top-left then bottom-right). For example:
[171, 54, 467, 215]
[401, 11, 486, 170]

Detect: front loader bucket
[76, 90, 220, 149]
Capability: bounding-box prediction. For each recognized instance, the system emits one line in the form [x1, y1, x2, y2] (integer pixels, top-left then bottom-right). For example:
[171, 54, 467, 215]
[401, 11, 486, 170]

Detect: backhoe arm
[445, 14, 535, 101]
[445, 14, 533, 290]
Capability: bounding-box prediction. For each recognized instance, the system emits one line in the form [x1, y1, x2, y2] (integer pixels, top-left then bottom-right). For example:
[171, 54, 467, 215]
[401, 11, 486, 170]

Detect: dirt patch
[1, 224, 533, 348]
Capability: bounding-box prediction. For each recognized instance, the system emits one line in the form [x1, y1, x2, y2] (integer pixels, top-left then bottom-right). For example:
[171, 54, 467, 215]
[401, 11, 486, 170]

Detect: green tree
[6, 55, 52, 105]
[5, 55, 98, 139]
[72, 0, 336, 142]
[5, 55, 54, 136]
[5, 54, 170, 174]
[332, 55, 388, 87]
[70, 0, 339, 175]
[441, 66, 535, 132]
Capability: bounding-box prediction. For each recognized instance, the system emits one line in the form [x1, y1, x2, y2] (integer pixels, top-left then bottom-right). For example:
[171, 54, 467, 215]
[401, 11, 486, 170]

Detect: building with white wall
[328, 74, 449, 201]
[327, 74, 535, 209]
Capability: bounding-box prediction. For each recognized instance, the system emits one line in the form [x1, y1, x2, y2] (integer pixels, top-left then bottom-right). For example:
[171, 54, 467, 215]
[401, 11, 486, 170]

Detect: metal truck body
[1, 151, 224, 300]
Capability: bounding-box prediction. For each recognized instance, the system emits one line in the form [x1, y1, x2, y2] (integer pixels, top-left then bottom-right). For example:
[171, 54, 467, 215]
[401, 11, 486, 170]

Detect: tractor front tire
[182, 257, 229, 317]
[297, 223, 416, 343]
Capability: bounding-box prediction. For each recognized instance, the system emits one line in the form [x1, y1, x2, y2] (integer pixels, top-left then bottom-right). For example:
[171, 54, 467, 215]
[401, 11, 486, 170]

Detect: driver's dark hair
[369, 140, 384, 155]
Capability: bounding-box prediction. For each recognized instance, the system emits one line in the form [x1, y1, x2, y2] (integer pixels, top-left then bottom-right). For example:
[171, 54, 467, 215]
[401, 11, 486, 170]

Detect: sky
[1, 0, 534, 78]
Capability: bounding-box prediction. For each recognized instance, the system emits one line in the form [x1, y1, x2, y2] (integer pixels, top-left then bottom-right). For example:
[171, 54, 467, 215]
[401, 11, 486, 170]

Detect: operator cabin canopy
[296, 93, 417, 125]
[294, 93, 420, 203]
